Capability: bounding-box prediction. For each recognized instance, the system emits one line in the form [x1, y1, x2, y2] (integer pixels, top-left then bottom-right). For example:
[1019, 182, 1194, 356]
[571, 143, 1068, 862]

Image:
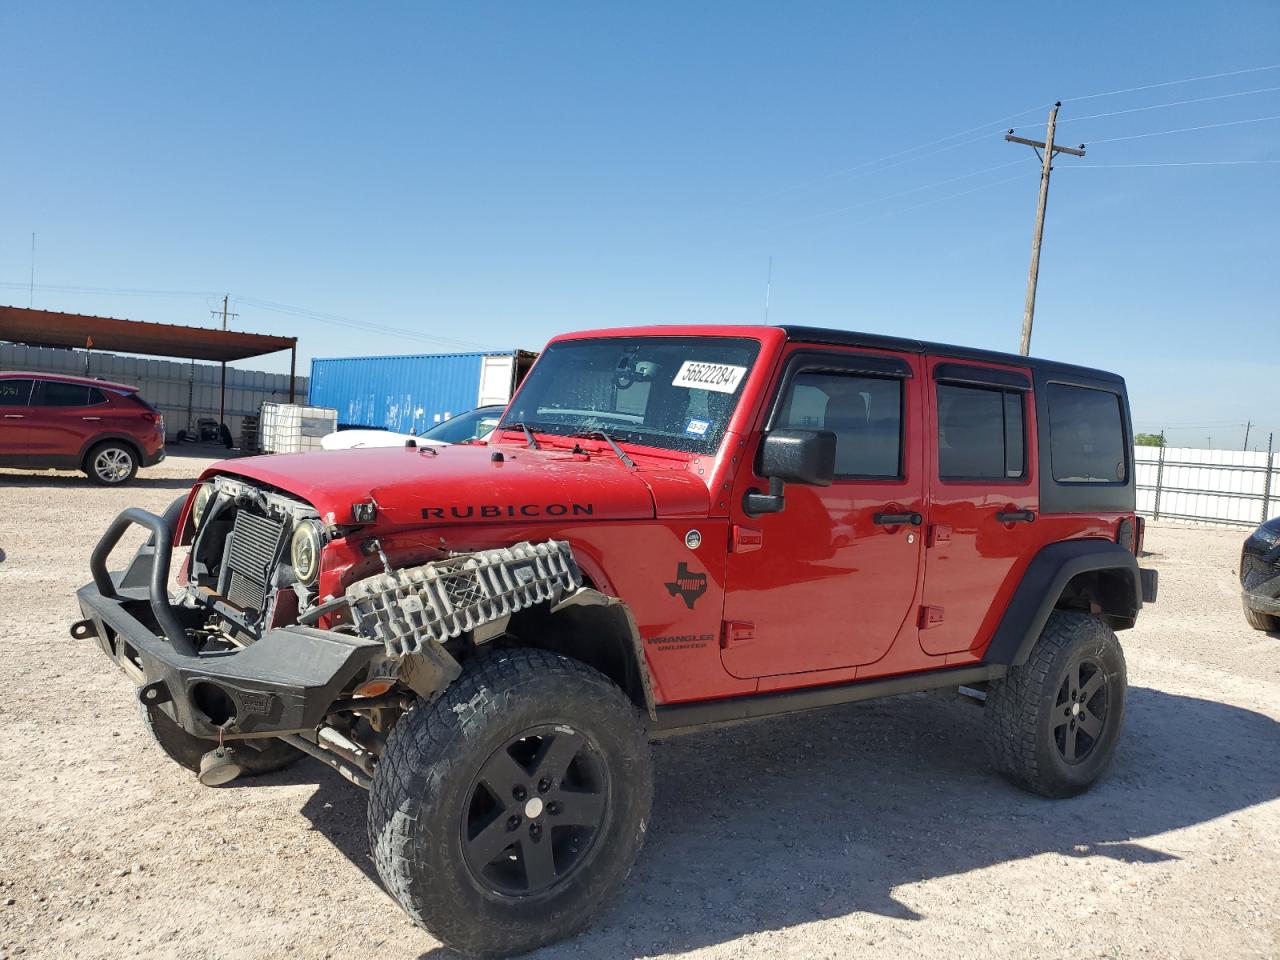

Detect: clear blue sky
[2, 2, 1278, 448]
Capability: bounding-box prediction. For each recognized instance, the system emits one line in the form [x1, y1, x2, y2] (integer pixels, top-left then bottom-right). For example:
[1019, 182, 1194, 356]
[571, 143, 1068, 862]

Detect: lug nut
[547, 801, 561, 816]
[529, 823, 542, 839]
[513, 785, 527, 801]
[507, 815, 521, 831]
[538, 778, 552, 793]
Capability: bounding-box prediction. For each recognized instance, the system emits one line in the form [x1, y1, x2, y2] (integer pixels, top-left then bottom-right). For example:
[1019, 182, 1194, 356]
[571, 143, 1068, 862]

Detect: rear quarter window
[1046, 383, 1127, 483]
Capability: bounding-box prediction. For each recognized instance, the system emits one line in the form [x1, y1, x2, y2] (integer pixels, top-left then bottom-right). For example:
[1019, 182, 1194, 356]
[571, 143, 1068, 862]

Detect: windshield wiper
[501, 421, 540, 450]
[570, 430, 636, 469]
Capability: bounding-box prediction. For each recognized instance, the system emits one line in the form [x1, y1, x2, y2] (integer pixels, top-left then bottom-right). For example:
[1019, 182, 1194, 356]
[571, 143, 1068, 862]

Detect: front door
[721, 346, 925, 679]
[919, 359, 1039, 656]
[25, 380, 109, 465]
[0, 378, 35, 466]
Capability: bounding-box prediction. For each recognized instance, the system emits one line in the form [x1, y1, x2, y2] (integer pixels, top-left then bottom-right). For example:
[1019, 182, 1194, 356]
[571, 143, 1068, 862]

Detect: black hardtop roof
[779, 325, 1125, 386]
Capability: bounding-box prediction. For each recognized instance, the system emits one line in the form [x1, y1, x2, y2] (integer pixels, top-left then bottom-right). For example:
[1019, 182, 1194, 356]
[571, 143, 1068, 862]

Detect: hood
[208, 443, 710, 527]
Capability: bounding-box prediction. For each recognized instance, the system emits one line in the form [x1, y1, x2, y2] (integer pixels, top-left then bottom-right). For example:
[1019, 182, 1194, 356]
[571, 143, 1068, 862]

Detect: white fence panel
[1136, 444, 1275, 527]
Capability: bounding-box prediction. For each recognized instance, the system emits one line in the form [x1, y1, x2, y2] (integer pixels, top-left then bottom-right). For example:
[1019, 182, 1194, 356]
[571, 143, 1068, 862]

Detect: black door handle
[996, 509, 1036, 524]
[874, 511, 923, 527]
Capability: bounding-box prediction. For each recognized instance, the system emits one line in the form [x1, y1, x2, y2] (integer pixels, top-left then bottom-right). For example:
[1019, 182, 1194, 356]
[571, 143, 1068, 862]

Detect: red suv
[0, 372, 165, 485]
[77, 325, 1156, 955]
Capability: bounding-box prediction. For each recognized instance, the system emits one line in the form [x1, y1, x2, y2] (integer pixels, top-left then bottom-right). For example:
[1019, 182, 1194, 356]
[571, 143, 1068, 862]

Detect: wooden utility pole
[1006, 103, 1085, 355]
[211, 295, 239, 428]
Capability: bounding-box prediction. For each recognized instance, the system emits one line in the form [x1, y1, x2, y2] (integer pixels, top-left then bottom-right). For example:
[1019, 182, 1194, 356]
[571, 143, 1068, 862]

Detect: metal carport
[0, 305, 298, 423]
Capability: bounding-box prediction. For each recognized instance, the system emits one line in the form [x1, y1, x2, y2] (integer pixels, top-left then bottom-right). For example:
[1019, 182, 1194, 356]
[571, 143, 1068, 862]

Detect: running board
[648, 664, 1005, 733]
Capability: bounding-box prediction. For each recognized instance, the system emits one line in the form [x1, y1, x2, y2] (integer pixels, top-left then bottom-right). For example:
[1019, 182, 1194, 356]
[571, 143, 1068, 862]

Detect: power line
[764, 159, 1025, 231]
[1066, 159, 1280, 168]
[1063, 63, 1280, 103]
[1055, 85, 1280, 125]
[1088, 113, 1280, 144]
[777, 170, 1033, 247]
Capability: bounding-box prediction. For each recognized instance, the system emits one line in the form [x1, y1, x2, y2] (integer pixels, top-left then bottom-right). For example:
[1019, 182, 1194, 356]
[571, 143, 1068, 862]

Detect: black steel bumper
[74, 504, 379, 741]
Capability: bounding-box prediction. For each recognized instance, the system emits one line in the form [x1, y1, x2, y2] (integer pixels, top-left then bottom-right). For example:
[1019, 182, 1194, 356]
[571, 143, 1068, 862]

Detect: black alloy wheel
[461, 725, 609, 897]
[1053, 656, 1110, 764]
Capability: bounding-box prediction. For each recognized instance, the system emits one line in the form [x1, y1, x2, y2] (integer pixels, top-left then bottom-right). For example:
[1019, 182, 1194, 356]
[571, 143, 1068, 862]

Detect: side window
[937, 384, 1025, 480]
[40, 381, 94, 407]
[0, 379, 34, 406]
[1047, 383, 1127, 483]
[86, 387, 108, 406]
[779, 371, 902, 478]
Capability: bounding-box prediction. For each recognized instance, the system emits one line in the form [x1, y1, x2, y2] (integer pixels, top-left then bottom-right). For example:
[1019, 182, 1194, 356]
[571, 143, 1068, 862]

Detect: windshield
[420, 407, 503, 444]
[501, 336, 761, 455]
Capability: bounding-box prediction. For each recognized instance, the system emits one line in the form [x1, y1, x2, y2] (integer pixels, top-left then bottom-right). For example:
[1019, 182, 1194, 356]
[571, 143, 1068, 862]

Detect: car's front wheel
[368, 647, 653, 957]
[985, 610, 1127, 798]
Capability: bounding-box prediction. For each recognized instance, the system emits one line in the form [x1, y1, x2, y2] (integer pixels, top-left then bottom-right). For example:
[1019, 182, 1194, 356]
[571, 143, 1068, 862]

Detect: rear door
[721, 345, 926, 678]
[26, 380, 111, 465]
[920, 359, 1038, 656]
[0, 378, 35, 466]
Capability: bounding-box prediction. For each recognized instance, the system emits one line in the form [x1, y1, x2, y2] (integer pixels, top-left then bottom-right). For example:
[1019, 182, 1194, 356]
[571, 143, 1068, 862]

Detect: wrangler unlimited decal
[421, 503, 595, 520]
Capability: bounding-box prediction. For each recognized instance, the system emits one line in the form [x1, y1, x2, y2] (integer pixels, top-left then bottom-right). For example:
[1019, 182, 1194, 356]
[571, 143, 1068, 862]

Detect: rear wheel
[368, 647, 652, 957]
[1243, 603, 1278, 632]
[84, 441, 138, 486]
[137, 702, 301, 779]
[985, 611, 1126, 798]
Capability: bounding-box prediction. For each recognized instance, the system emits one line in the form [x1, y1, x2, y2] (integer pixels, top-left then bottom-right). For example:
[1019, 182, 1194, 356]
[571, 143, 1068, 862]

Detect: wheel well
[1054, 567, 1139, 631]
[500, 598, 652, 717]
[83, 436, 141, 470]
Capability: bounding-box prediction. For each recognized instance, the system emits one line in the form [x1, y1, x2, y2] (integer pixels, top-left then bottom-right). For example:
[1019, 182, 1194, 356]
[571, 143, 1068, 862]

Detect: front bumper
[74, 505, 378, 741]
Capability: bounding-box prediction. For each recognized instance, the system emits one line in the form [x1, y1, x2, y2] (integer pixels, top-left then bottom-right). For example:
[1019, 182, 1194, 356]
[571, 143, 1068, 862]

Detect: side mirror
[744, 429, 837, 516]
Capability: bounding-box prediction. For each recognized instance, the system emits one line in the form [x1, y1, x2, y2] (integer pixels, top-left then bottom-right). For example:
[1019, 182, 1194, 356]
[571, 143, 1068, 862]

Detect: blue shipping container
[309, 351, 531, 433]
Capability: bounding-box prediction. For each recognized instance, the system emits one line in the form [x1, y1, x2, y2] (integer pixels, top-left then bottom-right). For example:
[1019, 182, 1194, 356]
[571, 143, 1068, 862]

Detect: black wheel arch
[984, 539, 1142, 667]
[502, 587, 657, 720]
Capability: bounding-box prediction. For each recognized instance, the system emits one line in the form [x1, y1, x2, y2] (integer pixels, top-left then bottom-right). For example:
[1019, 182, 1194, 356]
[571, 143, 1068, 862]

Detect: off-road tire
[1243, 603, 1278, 632]
[985, 611, 1126, 798]
[84, 441, 139, 486]
[137, 702, 301, 777]
[368, 647, 653, 958]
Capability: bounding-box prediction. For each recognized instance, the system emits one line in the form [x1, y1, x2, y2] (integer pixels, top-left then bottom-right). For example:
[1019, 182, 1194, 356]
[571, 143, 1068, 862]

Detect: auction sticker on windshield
[671, 361, 747, 394]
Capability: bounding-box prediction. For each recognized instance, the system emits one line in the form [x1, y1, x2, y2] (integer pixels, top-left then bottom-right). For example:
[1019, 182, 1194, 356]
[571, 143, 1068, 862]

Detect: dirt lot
[1, 453, 1277, 960]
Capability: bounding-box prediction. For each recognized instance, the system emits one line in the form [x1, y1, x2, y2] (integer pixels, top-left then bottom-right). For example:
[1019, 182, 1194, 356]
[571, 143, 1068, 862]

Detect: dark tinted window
[778, 372, 902, 478]
[938, 384, 1025, 480]
[40, 381, 100, 407]
[1047, 383, 1127, 483]
[0, 379, 34, 406]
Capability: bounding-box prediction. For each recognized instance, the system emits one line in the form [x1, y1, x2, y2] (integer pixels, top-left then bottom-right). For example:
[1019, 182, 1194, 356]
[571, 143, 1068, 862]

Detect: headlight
[291, 521, 322, 585]
[192, 483, 214, 527]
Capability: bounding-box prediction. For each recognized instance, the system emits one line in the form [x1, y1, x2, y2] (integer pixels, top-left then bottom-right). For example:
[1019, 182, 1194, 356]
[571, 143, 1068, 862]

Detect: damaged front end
[73, 477, 582, 787]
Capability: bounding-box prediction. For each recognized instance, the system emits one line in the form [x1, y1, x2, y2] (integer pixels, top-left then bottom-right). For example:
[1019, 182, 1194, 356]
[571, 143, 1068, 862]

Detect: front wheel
[985, 611, 1127, 798]
[137, 702, 301, 779]
[368, 647, 653, 957]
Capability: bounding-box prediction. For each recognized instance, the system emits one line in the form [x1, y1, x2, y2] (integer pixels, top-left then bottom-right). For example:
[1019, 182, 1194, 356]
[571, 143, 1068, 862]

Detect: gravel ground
[1, 453, 1277, 960]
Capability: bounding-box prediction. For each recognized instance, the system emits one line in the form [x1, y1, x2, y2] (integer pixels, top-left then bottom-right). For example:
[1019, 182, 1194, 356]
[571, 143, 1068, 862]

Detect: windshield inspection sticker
[671, 360, 747, 394]
[685, 418, 711, 437]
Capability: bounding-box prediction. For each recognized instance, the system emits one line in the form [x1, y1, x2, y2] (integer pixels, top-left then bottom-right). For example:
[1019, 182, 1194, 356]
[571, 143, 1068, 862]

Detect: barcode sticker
[671, 361, 747, 394]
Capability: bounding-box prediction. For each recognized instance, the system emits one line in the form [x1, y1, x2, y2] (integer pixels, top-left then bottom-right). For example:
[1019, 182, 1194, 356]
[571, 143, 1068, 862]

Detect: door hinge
[720, 620, 755, 649]
[918, 605, 946, 629]
[927, 523, 952, 547]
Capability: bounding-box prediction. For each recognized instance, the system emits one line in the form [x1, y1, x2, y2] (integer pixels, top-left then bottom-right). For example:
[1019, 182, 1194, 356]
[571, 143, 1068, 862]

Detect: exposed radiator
[223, 510, 287, 614]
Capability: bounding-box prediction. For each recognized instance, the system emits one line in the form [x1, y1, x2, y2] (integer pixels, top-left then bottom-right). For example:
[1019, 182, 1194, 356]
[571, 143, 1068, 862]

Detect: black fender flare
[983, 539, 1141, 667]
[549, 587, 658, 720]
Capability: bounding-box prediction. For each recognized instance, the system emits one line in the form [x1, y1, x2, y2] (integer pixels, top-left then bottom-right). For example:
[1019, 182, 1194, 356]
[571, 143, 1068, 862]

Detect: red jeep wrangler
[75, 325, 1157, 956]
